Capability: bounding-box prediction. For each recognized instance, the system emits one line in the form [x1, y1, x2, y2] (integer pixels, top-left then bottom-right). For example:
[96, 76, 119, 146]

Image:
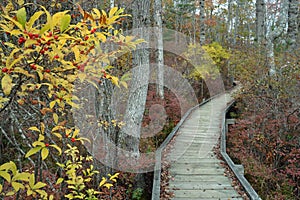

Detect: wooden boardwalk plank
[167, 93, 243, 199]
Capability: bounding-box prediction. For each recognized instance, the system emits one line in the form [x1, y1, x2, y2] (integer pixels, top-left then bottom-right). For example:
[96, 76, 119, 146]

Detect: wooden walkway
[166, 92, 243, 200]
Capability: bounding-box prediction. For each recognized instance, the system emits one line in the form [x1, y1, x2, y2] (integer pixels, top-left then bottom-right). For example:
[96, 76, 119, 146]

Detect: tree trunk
[287, 0, 299, 51]
[120, 0, 150, 160]
[255, 0, 266, 43]
[199, 0, 206, 45]
[154, 0, 164, 99]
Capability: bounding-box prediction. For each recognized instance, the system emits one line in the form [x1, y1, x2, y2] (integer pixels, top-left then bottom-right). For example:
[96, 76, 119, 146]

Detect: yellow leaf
[2, 15, 24, 31]
[32, 182, 46, 190]
[41, 148, 49, 160]
[29, 174, 34, 188]
[0, 184, 2, 193]
[27, 11, 44, 30]
[12, 172, 30, 182]
[25, 147, 42, 158]
[99, 177, 107, 187]
[28, 126, 40, 132]
[0, 171, 11, 183]
[14, 67, 35, 78]
[12, 181, 25, 192]
[53, 113, 58, 124]
[50, 100, 57, 109]
[52, 132, 62, 139]
[1, 74, 13, 96]
[104, 183, 113, 189]
[56, 178, 64, 185]
[17, 0, 24, 6]
[49, 144, 62, 155]
[95, 32, 106, 42]
[6, 191, 15, 196]
[40, 122, 45, 134]
[109, 7, 118, 17]
[0, 161, 15, 171]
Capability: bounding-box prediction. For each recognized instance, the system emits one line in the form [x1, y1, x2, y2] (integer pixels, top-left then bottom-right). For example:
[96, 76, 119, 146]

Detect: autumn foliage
[0, 1, 142, 199]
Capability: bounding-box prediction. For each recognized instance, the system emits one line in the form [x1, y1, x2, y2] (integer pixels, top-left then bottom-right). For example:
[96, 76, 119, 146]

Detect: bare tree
[154, 0, 164, 99]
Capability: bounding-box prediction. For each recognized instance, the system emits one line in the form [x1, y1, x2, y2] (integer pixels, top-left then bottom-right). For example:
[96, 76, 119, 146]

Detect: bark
[266, 0, 289, 75]
[154, 0, 164, 99]
[120, 0, 150, 158]
[110, 0, 114, 9]
[255, 0, 266, 43]
[287, 0, 299, 51]
[199, 0, 206, 45]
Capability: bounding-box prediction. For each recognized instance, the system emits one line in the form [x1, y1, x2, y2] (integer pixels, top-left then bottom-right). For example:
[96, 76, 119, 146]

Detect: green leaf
[1, 74, 13, 96]
[25, 147, 42, 158]
[60, 14, 71, 32]
[0, 171, 11, 183]
[41, 148, 49, 160]
[12, 181, 25, 192]
[17, 7, 27, 28]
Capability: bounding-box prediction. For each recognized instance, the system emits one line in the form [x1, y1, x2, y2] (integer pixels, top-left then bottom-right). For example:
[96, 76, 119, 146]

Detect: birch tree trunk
[154, 0, 164, 99]
[255, 0, 266, 43]
[287, 0, 299, 51]
[199, 0, 206, 45]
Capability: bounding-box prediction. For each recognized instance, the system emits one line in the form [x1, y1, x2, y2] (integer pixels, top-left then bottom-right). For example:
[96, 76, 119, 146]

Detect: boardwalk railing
[151, 90, 261, 200]
[220, 101, 262, 200]
[151, 95, 218, 200]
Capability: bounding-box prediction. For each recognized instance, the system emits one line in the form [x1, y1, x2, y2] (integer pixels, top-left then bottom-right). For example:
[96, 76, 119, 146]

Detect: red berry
[54, 55, 59, 59]
[75, 27, 79, 31]
[45, 143, 49, 147]
[80, 50, 85, 55]
[40, 49, 45, 54]
[44, 47, 48, 51]
[28, 33, 34, 39]
[78, 64, 85, 72]
[65, 133, 69, 138]
[37, 39, 42, 43]
[34, 34, 39, 38]
[54, 35, 59, 40]
[30, 64, 37, 70]
[84, 35, 89, 41]
[71, 138, 76, 142]
[2, 68, 8, 73]
[18, 37, 26, 44]
[48, 31, 52, 37]
[90, 28, 96, 34]
[45, 69, 50, 73]
[47, 41, 51, 46]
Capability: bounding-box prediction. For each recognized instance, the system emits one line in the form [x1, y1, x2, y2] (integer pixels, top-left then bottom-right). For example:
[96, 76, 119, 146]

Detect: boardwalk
[166, 92, 243, 200]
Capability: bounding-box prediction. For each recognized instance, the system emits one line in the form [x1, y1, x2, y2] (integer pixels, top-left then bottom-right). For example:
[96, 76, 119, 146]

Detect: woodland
[0, 0, 299, 199]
